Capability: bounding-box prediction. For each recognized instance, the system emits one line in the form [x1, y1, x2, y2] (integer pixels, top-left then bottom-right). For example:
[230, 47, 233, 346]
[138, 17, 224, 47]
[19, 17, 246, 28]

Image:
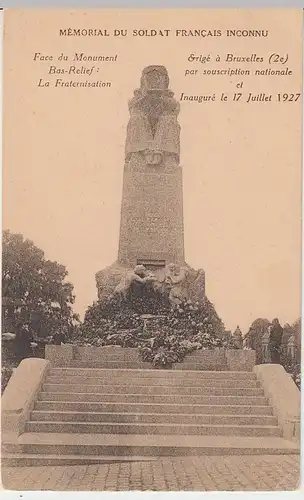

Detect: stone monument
[96, 66, 205, 303]
[232, 326, 243, 349]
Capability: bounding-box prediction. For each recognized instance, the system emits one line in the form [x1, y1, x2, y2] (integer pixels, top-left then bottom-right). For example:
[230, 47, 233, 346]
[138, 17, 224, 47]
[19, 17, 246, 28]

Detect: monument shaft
[118, 164, 185, 268]
[118, 65, 185, 270]
[96, 66, 205, 301]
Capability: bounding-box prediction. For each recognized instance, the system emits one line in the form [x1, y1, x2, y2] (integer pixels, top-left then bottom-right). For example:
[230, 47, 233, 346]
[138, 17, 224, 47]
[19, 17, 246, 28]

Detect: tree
[244, 318, 270, 363]
[282, 318, 301, 364]
[292, 318, 301, 362]
[2, 230, 79, 338]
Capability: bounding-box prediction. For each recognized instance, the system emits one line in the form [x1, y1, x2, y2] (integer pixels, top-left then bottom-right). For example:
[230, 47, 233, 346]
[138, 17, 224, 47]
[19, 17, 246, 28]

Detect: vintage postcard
[1, 8, 302, 492]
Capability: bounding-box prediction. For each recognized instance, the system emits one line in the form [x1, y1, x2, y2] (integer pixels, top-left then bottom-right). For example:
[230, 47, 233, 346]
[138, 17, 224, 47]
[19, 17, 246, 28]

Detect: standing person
[14, 324, 33, 363]
[53, 330, 66, 345]
[269, 318, 283, 364]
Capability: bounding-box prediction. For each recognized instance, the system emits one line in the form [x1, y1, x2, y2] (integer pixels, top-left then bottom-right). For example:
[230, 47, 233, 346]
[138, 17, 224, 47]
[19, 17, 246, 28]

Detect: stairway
[2, 349, 299, 466]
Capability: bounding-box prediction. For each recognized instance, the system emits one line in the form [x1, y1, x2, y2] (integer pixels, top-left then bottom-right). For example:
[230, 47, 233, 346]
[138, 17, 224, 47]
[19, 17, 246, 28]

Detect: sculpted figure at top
[125, 66, 180, 166]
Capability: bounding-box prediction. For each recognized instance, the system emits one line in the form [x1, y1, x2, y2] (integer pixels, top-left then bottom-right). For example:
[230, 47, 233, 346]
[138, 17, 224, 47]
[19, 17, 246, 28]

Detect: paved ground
[1, 455, 300, 491]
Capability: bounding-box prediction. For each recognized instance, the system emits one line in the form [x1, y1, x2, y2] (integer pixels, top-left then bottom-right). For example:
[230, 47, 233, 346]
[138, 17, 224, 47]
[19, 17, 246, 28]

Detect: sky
[2, 9, 302, 334]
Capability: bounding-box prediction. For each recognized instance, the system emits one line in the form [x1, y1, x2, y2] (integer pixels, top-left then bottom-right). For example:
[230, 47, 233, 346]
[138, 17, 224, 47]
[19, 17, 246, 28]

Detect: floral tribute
[280, 353, 301, 390]
[75, 285, 228, 368]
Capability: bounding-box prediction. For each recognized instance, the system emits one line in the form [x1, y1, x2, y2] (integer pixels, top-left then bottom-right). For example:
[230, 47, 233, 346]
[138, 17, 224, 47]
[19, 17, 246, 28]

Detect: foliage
[227, 337, 243, 349]
[245, 316, 301, 389]
[293, 369, 301, 390]
[75, 288, 226, 368]
[244, 318, 271, 363]
[1, 334, 51, 394]
[280, 353, 301, 390]
[81, 284, 225, 339]
[282, 318, 301, 364]
[1, 230, 79, 392]
[1, 366, 13, 394]
[2, 230, 79, 338]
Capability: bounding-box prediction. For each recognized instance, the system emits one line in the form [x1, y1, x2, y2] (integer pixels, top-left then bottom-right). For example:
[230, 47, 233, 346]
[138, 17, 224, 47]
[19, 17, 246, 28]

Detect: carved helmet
[140, 65, 169, 91]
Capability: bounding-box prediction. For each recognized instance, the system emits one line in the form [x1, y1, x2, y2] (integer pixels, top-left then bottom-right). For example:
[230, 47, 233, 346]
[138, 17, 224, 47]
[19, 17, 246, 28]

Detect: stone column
[262, 331, 271, 363]
[287, 335, 295, 360]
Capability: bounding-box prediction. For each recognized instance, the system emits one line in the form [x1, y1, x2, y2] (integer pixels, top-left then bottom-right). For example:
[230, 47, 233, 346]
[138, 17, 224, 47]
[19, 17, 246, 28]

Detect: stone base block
[45, 344, 74, 367]
[44, 345, 256, 372]
[2, 358, 50, 437]
[225, 349, 256, 371]
[253, 364, 300, 441]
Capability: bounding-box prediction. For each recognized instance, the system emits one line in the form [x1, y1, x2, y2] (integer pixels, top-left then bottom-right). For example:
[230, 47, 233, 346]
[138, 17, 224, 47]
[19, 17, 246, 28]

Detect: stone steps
[46, 375, 259, 388]
[25, 420, 282, 437]
[72, 354, 227, 364]
[4, 362, 298, 466]
[73, 352, 141, 362]
[3, 433, 299, 461]
[42, 383, 264, 397]
[184, 357, 227, 364]
[38, 391, 269, 405]
[50, 368, 257, 380]
[35, 401, 274, 415]
[2, 454, 158, 467]
[31, 410, 277, 426]
[67, 361, 228, 370]
[70, 361, 155, 369]
[175, 363, 228, 371]
[186, 352, 226, 358]
[72, 348, 227, 361]
[33, 366, 277, 440]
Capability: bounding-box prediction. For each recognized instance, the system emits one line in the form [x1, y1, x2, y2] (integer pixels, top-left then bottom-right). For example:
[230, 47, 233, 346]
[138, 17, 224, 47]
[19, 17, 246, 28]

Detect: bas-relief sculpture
[113, 265, 156, 300]
[112, 262, 205, 306]
[155, 263, 197, 305]
[95, 65, 206, 304]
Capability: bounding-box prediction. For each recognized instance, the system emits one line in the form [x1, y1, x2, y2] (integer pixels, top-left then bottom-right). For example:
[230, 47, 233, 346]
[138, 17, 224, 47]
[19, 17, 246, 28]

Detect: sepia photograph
[1, 8, 302, 492]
